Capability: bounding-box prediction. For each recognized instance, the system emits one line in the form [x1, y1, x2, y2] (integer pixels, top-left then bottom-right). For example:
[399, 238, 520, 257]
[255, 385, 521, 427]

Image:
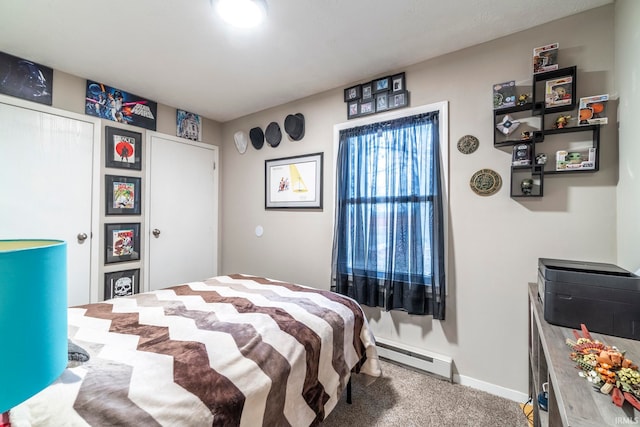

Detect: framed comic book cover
[104, 223, 140, 264]
[105, 126, 142, 170]
[105, 175, 141, 215]
[104, 269, 140, 300]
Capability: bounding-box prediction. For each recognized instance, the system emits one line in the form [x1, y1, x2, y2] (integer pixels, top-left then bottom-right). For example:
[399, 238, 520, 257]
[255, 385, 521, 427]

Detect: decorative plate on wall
[457, 135, 479, 154]
[470, 168, 502, 196]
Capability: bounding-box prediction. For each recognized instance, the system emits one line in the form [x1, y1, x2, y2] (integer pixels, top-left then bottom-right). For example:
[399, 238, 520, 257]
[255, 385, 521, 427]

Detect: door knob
[77, 232, 88, 242]
[152, 229, 161, 238]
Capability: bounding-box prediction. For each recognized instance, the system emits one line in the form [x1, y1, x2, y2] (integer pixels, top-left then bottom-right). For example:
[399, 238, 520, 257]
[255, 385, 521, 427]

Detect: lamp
[214, 0, 267, 28]
[0, 240, 67, 425]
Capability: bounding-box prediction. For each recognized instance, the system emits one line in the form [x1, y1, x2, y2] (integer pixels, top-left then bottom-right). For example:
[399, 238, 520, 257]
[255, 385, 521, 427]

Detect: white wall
[615, 0, 640, 274]
[220, 5, 617, 398]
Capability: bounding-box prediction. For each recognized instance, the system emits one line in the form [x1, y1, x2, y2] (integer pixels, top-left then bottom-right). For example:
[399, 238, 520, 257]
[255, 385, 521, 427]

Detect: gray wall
[219, 5, 619, 397]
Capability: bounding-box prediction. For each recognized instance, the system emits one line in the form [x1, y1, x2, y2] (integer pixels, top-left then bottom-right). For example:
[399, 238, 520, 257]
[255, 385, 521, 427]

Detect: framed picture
[265, 152, 323, 209]
[104, 222, 140, 264]
[104, 269, 140, 300]
[105, 126, 142, 170]
[344, 85, 361, 102]
[375, 93, 389, 112]
[0, 51, 53, 106]
[389, 91, 409, 109]
[361, 82, 373, 100]
[176, 109, 201, 142]
[105, 175, 141, 216]
[359, 99, 376, 116]
[373, 76, 391, 93]
[347, 100, 359, 119]
[86, 80, 157, 130]
[391, 72, 405, 92]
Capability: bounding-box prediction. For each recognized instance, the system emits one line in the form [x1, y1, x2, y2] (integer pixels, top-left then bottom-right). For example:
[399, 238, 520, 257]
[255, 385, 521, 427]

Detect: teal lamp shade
[0, 240, 68, 414]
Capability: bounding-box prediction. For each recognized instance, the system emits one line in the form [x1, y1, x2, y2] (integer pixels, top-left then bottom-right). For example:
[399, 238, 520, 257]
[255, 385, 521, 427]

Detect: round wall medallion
[470, 168, 502, 196]
[457, 135, 479, 154]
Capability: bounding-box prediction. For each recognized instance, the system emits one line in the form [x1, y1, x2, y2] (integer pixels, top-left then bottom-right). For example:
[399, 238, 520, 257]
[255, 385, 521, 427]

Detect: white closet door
[0, 100, 98, 306]
[146, 133, 218, 291]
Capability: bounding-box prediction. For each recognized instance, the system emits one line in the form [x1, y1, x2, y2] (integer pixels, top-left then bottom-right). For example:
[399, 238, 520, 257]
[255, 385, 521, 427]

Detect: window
[331, 103, 447, 318]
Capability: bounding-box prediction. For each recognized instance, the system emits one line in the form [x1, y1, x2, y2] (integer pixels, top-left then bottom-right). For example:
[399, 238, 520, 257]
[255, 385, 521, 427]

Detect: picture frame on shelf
[359, 99, 376, 116]
[105, 126, 142, 170]
[361, 82, 373, 100]
[344, 84, 361, 102]
[373, 76, 391, 93]
[105, 175, 141, 216]
[104, 222, 140, 264]
[265, 152, 323, 209]
[391, 72, 405, 92]
[104, 268, 140, 300]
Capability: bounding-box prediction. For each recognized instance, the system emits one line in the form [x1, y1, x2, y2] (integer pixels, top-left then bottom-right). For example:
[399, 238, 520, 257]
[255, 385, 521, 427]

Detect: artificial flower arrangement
[566, 324, 640, 411]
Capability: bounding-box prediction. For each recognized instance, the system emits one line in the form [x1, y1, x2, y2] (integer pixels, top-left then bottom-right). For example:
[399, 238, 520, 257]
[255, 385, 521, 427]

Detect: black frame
[347, 100, 360, 119]
[344, 85, 361, 102]
[359, 99, 376, 116]
[104, 222, 141, 264]
[361, 82, 373, 100]
[104, 269, 140, 300]
[105, 175, 141, 216]
[373, 76, 391, 93]
[389, 91, 409, 109]
[391, 72, 406, 93]
[105, 126, 142, 170]
[375, 93, 389, 112]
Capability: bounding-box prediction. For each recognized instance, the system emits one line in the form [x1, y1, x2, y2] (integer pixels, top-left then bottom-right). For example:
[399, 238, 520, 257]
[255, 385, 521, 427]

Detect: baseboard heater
[375, 337, 452, 382]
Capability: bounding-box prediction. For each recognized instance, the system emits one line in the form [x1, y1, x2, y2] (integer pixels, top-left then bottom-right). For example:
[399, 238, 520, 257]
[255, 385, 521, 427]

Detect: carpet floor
[322, 359, 531, 426]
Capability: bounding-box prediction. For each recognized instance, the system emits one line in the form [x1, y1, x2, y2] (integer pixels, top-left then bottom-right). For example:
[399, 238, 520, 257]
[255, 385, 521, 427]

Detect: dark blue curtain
[331, 112, 445, 319]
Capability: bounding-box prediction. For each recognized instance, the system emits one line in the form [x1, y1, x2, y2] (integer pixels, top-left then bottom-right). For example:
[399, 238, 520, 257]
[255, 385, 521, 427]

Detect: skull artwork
[114, 277, 132, 297]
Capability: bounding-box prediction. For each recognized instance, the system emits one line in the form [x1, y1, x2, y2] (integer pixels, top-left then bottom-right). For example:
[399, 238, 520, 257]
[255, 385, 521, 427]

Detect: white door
[0, 98, 99, 306]
[146, 133, 218, 291]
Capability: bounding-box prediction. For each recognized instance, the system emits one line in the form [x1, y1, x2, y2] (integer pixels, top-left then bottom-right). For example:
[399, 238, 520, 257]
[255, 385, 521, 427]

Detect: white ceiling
[0, 0, 612, 123]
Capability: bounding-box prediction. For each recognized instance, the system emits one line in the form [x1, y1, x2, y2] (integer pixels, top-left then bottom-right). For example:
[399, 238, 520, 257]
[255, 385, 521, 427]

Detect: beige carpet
[323, 359, 530, 427]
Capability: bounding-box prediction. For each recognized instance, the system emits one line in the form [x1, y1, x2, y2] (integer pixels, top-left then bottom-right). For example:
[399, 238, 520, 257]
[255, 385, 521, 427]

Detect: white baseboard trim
[453, 373, 529, 403]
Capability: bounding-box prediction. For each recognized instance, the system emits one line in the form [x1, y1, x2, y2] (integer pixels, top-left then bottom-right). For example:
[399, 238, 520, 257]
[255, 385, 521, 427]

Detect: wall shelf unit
[493, 65, 600, 198]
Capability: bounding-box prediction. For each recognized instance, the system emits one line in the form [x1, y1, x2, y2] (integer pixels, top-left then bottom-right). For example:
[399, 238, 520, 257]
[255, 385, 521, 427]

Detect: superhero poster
[85, 80, 157, 130]
[0, 51, 53, 105]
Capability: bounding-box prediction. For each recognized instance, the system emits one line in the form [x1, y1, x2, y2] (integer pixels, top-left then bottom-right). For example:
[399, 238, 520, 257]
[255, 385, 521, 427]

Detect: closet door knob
[77, 232, 88, 242]
[152, 229, 161, 238]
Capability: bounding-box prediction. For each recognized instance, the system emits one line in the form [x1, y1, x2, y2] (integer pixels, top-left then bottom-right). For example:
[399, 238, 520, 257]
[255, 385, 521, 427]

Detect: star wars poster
[85, 80, 157, 130]
[0, 51, 53, 105]
[177, 109, 202, 142]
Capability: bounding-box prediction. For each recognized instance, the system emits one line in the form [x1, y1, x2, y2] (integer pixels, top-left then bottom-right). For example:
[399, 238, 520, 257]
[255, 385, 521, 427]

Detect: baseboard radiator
[375, 337, 453, 382]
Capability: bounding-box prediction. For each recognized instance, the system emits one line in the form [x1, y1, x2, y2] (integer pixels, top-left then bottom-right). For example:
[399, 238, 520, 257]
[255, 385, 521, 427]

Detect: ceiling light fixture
[214, 0, 267, 28]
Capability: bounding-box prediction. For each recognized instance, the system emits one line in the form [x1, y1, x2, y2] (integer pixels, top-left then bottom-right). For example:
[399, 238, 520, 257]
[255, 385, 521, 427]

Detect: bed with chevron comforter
[10, 274, 381, 426]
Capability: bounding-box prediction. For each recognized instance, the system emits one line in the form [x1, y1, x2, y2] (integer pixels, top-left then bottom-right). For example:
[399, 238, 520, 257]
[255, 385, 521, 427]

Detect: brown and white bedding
[10, 274, 381, 426]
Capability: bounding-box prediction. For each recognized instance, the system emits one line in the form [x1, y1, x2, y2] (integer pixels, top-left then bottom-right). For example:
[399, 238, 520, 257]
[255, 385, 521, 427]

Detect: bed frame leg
[346, 376, 352, 404]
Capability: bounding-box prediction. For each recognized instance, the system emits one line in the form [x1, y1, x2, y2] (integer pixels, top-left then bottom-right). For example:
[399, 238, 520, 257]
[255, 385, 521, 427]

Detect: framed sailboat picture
[265, 152, 323, 209]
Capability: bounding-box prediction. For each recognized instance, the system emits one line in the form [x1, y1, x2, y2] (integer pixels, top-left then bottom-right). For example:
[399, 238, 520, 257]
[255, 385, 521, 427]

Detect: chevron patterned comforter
[11, 274, 381, 427]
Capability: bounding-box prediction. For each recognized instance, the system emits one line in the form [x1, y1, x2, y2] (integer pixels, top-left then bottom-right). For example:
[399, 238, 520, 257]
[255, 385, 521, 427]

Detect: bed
[9, 274, 381, 426]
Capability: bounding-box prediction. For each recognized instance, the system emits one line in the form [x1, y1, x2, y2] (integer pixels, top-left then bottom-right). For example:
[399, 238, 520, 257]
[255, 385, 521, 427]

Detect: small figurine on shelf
[521, 178, 534, 195]
[517, 93, 530, 106]
[536, 153, 547, 165]
[554, 115, 571, 129]
[521, 131, 532, 141]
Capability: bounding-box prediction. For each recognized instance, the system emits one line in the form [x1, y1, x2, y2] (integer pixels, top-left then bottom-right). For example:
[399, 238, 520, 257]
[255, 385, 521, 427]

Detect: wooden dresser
[528, 283, 640, 426]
